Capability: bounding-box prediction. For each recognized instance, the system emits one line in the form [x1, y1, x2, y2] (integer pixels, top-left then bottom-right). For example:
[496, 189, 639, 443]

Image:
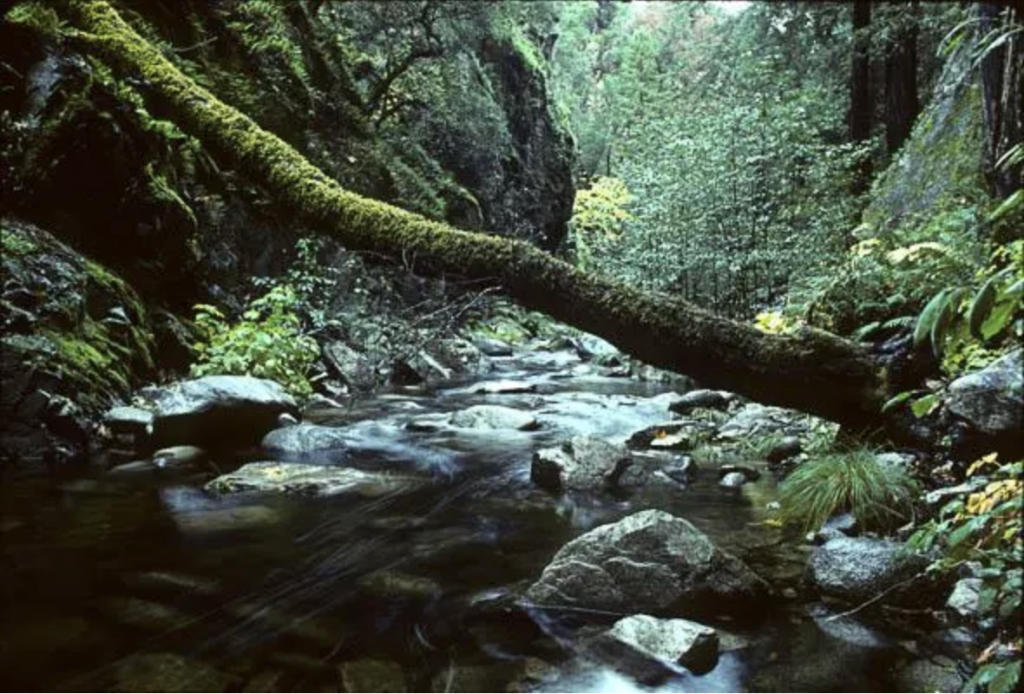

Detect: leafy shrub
[910, 453, 1022, 693]
[777, 449, 919, 533]
[569, 176, 634, 272]
[191, 284, 319, 396]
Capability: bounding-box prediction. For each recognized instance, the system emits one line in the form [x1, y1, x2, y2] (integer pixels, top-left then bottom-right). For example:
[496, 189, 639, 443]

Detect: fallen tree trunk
[58, 0, 890, 430]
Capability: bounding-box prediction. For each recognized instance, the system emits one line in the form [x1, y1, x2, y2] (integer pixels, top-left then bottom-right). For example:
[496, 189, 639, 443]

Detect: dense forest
[0, 1, 1021, 692]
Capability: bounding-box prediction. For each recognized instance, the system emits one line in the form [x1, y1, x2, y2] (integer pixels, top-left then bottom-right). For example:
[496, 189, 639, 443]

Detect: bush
[190, 284, 320, 396]
[777, 449, 919, 533]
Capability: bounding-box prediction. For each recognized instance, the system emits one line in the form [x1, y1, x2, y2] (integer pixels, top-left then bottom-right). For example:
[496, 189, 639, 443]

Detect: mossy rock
[0, 218, 154, 414]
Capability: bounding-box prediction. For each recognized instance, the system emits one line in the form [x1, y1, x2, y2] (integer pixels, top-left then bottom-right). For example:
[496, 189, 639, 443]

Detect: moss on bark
[56, 0, 888, 428]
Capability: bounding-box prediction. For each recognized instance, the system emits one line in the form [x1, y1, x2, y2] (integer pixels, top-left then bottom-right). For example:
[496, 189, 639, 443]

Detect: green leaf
[910, 393, 940, 419]
[882, 390, 917, 414]
[988, 189, 1024, 222]
[969, 275, 1001, 338]
[930, 289, 960, 359]
[981, 298, 1017, 341]
[989, 659, 1021, 693]
[914, 288, 952, 348]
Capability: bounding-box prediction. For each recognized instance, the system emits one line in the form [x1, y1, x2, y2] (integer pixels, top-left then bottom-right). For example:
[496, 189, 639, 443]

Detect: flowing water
[0, 348, 916, 692]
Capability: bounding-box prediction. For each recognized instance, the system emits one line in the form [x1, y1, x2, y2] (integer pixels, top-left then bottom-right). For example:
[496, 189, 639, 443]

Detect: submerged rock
[339, 659, 406, 693]
[525, 509, 769, 618]
[172, 505, 280, 534]
[205, 462, 419, 498]
[449, 404, 540, 431]
[110, 652, 228, 692]
[531, 436, 634, 492]
[141, 375, 297, 449]
[592, 614, 719, 681]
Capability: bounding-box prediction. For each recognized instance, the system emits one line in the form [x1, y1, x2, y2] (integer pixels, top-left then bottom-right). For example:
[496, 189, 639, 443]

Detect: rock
[945, 577, 982, 621]
[625, 421, 704, 450]
[472, 337, 514, 357]
[531, 436, 634, 492]
[573, 333, 620, 362]
[152, 445, 207, 470]
[142, 376, 298, 449]
[766, 435, 802, 464]
[719, 464, 761, 481]
[205, 462, 419, 498]
[948, 349, 1023, 455]
[813, 513, 859, 543]
[525, 509, 769, 618]
[449, 405, 540, 431]
[104, 406, 154, 436]
[719, 472, 747, 489]
[806, 602, 893, 649]
[322, 341, 377, 392]
[717, 404, 806, 440]
[172, 505, 280, 534]
[277, 412, 299, 427]
[894, 656, 964, 694]
[303, 393, 345, 411]
[592, 614, 719, 682]
[405, 414, 448, 433]
[242, 670, 285, 693]
[472, 379, 537, 394]
[925, 477, 990, 507]
[110, 652, 227, 692]
[339, 659, 406, 693]
[261, 423, 349, 459]
[808, 537, 931, 607]
[96, 597, 194, 633]
[669, 390, 732, 415]
[875, 451, 915, 473]
[359, 571, 443, 601]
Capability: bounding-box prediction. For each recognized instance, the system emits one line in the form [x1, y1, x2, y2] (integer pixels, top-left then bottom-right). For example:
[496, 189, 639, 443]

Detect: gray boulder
[142, 376, 297, 449]
[717, 404, 806, 440]
[945, 577, 982, 621]
[531, 436, 634, 492]
[948, 349, 1023, 453]
[262, 423, 349, 460]
[669, 390, 732, 415]
[104, 406, 154, 436]
[449, 405, 539, 431]
[719, 471, 747, 489]
[808, 537, 931, 606]
[205, 462, 419, 498]
[591, 614, 719, 682]
[322, 341, 377, 391]
[525, 509, 769, 617]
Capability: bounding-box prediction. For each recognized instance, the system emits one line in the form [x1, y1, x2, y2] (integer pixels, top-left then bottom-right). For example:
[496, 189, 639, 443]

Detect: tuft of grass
[777, 449, 919, 533]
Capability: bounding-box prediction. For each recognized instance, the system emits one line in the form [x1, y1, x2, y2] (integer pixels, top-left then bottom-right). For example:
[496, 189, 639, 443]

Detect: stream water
[0, 346, 916, 692]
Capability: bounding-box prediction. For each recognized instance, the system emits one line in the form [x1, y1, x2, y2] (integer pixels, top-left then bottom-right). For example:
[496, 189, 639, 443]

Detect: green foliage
[912, 239, 1023, 374]
[191, 284, 320, 396]
[569, 176, 633, 271]
[5, 1, 65, 37]
[776, 449, 919, 533]
[909, 453, 1022, 693]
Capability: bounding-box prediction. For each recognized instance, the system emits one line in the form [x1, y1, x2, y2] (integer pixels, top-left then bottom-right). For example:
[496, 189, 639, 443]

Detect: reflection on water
[0, 355, 909, 692]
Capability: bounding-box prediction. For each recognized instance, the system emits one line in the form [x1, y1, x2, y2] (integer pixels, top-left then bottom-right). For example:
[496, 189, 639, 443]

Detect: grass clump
[777, 449, 919, 533]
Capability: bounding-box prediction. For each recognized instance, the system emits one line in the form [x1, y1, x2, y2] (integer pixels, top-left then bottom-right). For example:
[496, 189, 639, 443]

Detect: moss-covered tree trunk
[57, 0, 890, 429]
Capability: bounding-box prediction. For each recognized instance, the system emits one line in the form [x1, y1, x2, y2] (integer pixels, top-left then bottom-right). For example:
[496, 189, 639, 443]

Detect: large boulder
[947, 349, 1023, 457]
[716, 404, 807, 440]
[531, 436, 633, 493]
[140, 376, 297, 449]
[807, 537, 932, 607]
[590, 614, 719, 682]
[204, 462, 419, 498]
[668, 390, 733, 415]
[525, 510, 769, 618]
[322, 341, 377, 392]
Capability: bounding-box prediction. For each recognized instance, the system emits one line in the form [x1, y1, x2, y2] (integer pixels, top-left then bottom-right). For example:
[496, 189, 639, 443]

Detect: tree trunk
[848, 1, 873, 197]
[57, 0, 889, 430]
[884, 0, 919, 156]
[978, 3, 1024, 205]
